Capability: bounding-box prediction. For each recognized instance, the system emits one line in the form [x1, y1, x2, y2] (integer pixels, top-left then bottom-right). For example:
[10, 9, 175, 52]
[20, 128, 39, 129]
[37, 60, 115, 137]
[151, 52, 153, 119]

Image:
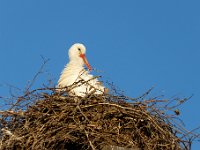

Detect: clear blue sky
[0, 0, 200, 149]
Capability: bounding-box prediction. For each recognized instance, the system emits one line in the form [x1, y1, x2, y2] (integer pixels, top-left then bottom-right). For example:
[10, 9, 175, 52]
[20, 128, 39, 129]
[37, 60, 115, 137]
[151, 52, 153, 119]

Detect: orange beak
[79, 53, 92, 71]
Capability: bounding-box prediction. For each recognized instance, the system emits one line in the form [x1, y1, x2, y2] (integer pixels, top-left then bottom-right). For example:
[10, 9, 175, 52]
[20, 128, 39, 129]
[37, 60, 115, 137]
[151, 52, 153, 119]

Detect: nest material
[0, 88, 191, 150]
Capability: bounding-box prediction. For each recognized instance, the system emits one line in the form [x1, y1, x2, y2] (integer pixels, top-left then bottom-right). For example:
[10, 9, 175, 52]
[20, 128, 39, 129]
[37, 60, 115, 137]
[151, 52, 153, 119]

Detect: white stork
[57, 43, 106, 97]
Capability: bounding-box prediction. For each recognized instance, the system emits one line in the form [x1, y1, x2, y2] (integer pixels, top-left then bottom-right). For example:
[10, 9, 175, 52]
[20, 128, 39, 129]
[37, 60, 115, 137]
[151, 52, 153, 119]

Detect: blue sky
[0, 0, 200, 148]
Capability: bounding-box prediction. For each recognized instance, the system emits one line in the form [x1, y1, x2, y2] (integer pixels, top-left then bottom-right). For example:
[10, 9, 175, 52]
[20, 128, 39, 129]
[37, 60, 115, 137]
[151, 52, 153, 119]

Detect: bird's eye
[78, 48, 81, 51]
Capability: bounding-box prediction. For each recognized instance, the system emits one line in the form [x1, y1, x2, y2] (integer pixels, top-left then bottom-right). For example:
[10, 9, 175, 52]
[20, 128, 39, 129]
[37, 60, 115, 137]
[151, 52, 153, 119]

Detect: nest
[0, 86, 193, 150]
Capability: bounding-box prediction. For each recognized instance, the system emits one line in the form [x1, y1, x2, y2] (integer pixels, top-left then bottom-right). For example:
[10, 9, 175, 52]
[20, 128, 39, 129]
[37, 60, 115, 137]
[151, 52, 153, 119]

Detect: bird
[57, 43, 106, 97]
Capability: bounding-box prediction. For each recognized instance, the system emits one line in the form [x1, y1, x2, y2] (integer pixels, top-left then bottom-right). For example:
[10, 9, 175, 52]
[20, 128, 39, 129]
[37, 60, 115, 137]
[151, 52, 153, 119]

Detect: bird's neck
[67, 60, 85, 72]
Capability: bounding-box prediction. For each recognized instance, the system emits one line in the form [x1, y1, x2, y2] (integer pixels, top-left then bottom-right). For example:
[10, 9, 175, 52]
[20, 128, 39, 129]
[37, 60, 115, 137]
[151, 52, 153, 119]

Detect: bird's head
[68, 43, 92, 71]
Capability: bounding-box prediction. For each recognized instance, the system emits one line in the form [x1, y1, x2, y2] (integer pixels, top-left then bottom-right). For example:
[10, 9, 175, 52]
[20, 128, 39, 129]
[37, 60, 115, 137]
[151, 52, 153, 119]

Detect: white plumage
[57, 43, 105, 97]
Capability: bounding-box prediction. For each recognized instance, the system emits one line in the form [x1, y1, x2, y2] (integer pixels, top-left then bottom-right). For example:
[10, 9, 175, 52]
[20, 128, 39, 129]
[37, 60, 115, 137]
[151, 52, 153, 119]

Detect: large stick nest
[0, 85, 194, 150]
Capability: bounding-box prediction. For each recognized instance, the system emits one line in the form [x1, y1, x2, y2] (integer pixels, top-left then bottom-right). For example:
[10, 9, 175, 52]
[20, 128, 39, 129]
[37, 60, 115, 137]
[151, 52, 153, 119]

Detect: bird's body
[57, 43, 105, 97]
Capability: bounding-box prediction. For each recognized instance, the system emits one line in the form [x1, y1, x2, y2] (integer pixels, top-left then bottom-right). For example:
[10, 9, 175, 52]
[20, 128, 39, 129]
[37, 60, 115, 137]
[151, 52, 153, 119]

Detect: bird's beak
[79, 53, 92, 71]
